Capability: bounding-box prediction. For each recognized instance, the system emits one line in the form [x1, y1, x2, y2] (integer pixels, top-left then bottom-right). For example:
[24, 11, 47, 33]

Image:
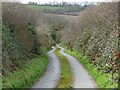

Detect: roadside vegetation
[64, 49, 118, 88]
[2, 2, 51, 88]
[3, 3, 39, 76]
[54, 48, 73, 88]
[39, 14, 69, 44]
[3, 55, 48, 88]
[2, 2, 68, 88]
[61, 2, 119, 87]
[2, 1, 119, 88]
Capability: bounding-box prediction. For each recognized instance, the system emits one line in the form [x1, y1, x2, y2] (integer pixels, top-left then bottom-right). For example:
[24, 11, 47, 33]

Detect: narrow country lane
[32, 47, 61, 88]
[3, 3, 118, 89]
[32, 46, 98, 88]
[58, 46, 98, 88]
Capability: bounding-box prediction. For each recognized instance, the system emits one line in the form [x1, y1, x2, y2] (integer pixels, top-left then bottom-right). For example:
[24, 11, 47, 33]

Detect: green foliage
[62, 3, 119, 87]
[54, 48, 73, 88]
[2, 24, 28, 75]
[51, 31, 57, 42]
[2, 54, 49, 88]
[42, 15, 68, 31]
[2, 3, 42, 76]
[64, 49, 118, 88]
[28, 22, 36, 35]
[40, 15, 68, 44]
[27, 22, 41, 55]
[50, 19, 66, 31]
[2, 3, 53, 77]
[64, 5, 81, 12]
[2, 3, 52, 89]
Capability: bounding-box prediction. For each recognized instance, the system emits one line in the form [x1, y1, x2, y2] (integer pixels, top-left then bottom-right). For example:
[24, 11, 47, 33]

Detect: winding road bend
[32, 47, 61, 88]
[32, 46, 98, 88]
[58, 46, 98, 88]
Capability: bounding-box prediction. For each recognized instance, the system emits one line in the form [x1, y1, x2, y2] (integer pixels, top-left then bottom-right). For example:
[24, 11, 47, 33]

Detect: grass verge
[54, 48, 73, 88]
[2, 54, 49, 88]
[64, 49, 118, 88]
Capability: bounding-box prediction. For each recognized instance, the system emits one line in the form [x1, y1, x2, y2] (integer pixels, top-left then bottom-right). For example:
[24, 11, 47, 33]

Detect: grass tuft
[64, 49, 118, 88]
[2, 55, 49, 88]
[54, 48, 73, 88]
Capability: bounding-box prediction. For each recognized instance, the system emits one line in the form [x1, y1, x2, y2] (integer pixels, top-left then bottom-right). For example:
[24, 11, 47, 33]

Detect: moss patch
[54, 48, 73, 88]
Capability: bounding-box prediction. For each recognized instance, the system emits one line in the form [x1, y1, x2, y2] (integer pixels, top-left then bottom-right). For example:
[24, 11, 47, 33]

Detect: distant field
[25, 5, 64, 11]
[25, 4, 81, 16]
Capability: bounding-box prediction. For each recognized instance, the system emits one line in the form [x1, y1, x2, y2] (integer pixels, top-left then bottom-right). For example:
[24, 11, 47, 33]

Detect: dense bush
[64, 49, 117, 88]
[2, 3, 37, 53]
[61, 2, 119, 87]
[2, 2, 52, 76]
[39, 14, 69, 44]
[2, 3, 37, 75]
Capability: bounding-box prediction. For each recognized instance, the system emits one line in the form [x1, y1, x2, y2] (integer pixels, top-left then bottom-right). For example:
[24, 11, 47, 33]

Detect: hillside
[2, 2, 52, 76]
[2, 2, 120, 89]
[25, 4, 87, 15]
[60, 2, 119, 87]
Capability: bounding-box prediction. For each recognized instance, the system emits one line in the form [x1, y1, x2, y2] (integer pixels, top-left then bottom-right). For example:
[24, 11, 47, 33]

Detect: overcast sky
[21, 0, 110, 4]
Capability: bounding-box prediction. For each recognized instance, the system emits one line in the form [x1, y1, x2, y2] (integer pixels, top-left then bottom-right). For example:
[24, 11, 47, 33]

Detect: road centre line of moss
[54, 48, 73, 88]
[58, 46, 98, 88]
